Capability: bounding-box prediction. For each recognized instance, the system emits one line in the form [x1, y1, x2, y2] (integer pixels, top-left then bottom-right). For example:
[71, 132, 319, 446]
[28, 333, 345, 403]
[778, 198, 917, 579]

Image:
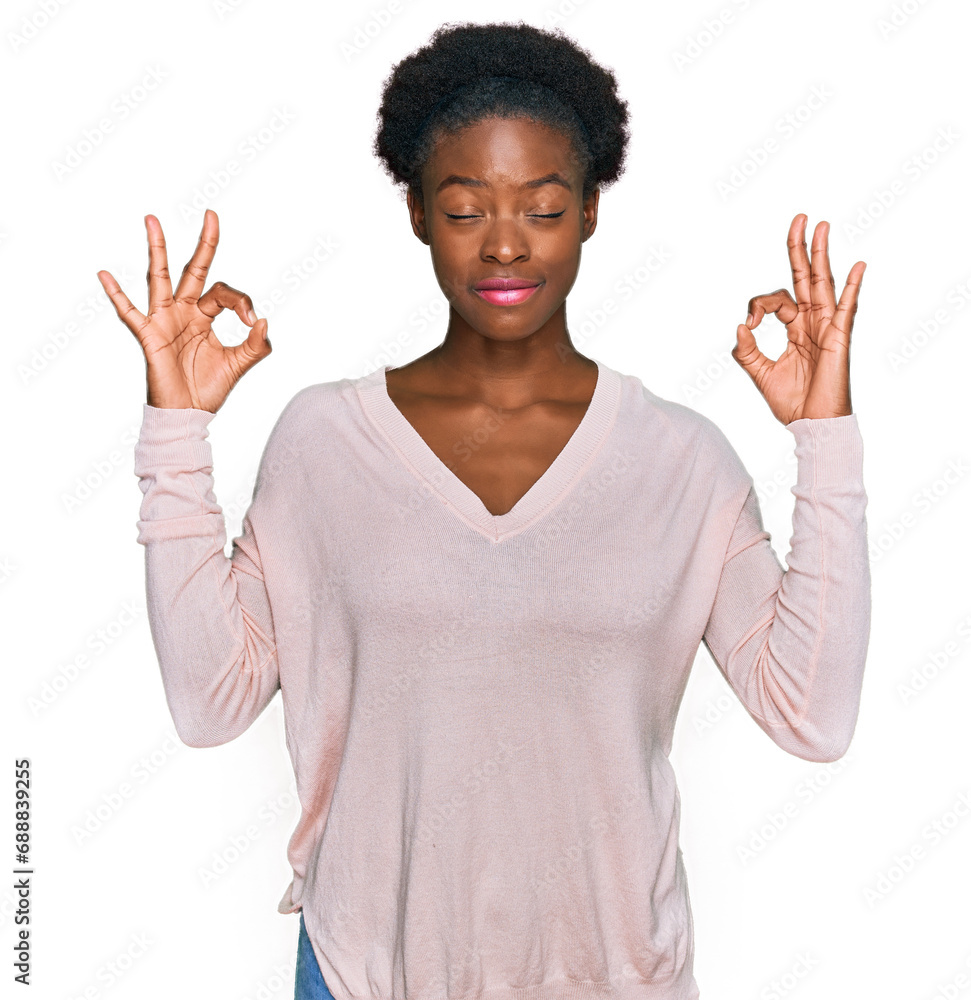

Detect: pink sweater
[133, 359, 871, 1000]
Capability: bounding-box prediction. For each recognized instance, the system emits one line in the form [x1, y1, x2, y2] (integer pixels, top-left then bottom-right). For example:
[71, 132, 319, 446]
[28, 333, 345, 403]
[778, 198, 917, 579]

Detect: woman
[98, 22, 870, 1000]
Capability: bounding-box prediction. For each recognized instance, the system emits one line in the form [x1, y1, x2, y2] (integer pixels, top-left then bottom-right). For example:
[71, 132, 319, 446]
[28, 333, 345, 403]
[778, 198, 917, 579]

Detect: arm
[133, 404, 280, 748]
[701, 413, 871, 763]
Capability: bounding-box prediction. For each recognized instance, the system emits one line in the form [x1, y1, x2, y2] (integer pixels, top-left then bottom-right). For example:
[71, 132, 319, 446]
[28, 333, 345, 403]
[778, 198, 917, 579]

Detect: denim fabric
[295, 910, 338, 1000]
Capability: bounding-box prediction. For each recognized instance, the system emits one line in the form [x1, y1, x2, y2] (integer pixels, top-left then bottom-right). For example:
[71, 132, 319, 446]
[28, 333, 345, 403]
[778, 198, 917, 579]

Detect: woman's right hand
[97, 209, 271, 412]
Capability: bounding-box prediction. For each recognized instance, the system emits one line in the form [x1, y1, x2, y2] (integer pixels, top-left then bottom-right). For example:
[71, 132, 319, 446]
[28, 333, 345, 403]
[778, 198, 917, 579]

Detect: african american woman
[98, 21, 871, 1000]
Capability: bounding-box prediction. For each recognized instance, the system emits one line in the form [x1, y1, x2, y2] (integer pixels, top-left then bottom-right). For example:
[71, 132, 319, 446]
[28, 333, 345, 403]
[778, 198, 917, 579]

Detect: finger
[174, 209, 219, 305]
[828, 261, 866, 341]
[197, 282, 259, 328]
[810, 220, 837, 326]
[786, 213, 812, 315]
[745, 289, 799, 330]
[145, 215, 174, 315]
[97, 269, 148, 339]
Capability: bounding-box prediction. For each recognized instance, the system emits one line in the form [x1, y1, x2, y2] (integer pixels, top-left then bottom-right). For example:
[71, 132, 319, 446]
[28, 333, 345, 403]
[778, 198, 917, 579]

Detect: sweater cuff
[134, 404, 218, 473]
[140, 403, 217, 439]
[785, 413, 864, 490]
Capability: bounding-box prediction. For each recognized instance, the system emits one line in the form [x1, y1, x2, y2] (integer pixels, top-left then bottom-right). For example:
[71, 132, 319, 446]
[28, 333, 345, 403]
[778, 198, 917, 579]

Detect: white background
[4, 0, 969, 998]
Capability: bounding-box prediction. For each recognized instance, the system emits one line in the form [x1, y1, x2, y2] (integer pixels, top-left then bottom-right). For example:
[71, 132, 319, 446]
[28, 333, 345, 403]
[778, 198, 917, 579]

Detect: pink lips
[472, 279, 542, 306]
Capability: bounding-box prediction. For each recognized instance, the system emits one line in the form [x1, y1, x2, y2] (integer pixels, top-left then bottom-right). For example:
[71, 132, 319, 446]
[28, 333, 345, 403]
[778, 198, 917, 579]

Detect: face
[407, 116, 599, 344]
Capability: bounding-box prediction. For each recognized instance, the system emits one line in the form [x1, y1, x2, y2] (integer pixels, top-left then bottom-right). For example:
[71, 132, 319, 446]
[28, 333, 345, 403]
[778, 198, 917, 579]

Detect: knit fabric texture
[132, 359, 871, 1000]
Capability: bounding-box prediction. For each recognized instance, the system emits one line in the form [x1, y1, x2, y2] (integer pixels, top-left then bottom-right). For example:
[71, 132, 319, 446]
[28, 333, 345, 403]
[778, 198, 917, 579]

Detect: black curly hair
[373, 21, 631, 205]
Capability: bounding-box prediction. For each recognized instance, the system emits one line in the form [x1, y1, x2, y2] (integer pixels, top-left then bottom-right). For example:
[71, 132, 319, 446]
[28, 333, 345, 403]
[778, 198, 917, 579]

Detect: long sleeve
[701, 413, 871, 763]
[133, 404, 280, 748]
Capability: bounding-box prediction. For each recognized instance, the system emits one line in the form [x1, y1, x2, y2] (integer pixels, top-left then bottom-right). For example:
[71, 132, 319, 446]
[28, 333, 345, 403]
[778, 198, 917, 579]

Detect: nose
[479, 215, 529, 264]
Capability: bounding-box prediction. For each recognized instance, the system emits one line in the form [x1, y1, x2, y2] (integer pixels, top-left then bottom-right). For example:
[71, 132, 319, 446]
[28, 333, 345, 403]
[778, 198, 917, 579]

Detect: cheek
[534, 217, 583, 258]
[538, 238, 582, 280]
[428, 246, 473, 302]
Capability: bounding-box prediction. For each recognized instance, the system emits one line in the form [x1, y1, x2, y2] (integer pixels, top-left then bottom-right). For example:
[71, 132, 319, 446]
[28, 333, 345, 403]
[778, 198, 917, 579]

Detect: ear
[581, 186, 600, 243]
[406, 186, 429, 245]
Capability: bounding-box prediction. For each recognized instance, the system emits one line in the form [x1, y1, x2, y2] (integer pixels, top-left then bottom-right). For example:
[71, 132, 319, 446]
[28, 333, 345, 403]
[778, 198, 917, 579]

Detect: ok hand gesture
[732, 214, 865, 425]
[97, 209, 271, 412]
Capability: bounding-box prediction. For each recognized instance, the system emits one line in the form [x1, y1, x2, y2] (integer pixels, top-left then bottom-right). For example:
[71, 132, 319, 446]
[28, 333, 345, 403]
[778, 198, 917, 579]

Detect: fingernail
[745, 313, 753, 327]
[247, 308, 257, 323]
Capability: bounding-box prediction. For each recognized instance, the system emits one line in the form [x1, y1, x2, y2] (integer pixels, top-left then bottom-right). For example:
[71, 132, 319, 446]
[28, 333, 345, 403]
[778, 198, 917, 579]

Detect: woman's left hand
[732, 213, 866, 424]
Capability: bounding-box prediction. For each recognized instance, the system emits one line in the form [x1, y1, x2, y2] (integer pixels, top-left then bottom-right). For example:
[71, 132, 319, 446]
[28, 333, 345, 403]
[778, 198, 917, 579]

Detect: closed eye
[444, 212, 566, 219]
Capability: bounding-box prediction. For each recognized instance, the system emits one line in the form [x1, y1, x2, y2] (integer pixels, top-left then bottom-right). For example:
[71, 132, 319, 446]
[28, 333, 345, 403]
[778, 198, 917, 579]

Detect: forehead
[423, 117, 581, 192]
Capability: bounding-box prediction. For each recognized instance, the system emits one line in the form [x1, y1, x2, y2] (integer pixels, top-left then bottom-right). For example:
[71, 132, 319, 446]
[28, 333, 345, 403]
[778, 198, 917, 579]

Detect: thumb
[731, 323, 770, 381]
[250, 317, 270, 350]
[236, 318, 272, 368]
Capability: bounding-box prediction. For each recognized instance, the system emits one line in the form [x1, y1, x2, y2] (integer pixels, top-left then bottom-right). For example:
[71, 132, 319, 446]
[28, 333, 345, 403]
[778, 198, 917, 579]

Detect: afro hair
[373, 21, 631, 203]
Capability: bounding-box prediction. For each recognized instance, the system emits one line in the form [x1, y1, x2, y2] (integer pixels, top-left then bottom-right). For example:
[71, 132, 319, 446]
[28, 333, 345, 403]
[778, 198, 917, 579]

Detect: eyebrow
[435, 171, 573, 194]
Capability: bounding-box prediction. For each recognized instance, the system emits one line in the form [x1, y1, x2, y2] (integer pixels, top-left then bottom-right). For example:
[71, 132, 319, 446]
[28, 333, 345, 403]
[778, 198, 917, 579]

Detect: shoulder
[279, 376, 351, 417]
[630, 376, 743, 456]
[616, 371, 753, 494]
[265, 376, 357, 439]
[244, 377, 357, 482]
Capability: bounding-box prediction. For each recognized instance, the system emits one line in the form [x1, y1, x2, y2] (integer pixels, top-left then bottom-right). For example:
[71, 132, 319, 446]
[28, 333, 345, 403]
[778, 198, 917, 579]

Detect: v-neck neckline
[354, 359, 623, 542]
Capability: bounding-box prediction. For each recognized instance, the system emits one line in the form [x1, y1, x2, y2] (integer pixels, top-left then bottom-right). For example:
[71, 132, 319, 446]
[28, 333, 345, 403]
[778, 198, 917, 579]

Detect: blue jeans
[295, 910, 338, 1000]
